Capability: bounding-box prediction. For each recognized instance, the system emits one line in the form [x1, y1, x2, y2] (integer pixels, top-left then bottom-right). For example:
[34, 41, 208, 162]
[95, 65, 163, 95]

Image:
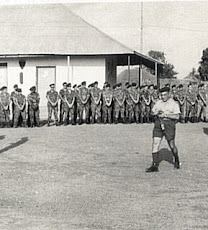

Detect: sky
[0, 0, 208, 79]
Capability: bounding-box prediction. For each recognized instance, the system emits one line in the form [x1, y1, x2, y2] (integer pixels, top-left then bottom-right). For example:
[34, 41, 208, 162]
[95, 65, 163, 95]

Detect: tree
[147, 50, 178, 79]
[198, 48, 208, 81]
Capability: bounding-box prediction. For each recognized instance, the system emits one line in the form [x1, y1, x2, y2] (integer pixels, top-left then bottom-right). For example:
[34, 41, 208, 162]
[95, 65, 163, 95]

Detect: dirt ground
[0, 123, 207, 230]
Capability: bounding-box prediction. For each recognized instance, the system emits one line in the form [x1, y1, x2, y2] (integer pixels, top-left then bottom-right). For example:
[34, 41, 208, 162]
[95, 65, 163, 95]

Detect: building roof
[0, 3, 163, 67]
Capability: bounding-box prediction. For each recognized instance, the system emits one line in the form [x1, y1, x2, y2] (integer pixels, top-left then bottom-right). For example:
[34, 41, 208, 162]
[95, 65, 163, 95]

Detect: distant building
[0, 4, 163, 116]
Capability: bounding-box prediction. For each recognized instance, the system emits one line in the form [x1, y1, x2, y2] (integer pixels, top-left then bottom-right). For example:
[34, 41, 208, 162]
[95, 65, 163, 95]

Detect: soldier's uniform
[27, 86, 40, 127]
[123, 82, 130, 122]
[59, 82, 67, 124]
[13, 88, 27, 128]
[78, 82, 90, 124]
[0, 87, 10, 127]
[140, 86, 151, 123]
[171, 85, 178, 101]
[197, 84, 207, 122]
[126, 85, 134, 123]
[185, 85, 197, 123]
[102, 84, 113, 124]
[63, 84, 76, 125]
[113, 83, 126, 123]
[90, 82, 102, 123]
[46, 84, 59, 126]
[175, 85, 186, 123]
[129, 83, 140, 123]
[10, 84, 18, 126]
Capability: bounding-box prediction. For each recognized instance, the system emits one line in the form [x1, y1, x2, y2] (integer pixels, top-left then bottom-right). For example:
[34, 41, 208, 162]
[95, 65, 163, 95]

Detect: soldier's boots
[22, 121, 27, 128]
[174, 161, 180, 169]
[174, 156, 180, 169]
[203, 117, 207, 122]
[146, 164, 159, 173]
[91, 117, 95, 124]
[114, 118, 118, 124]
[55, 120, 59, 126]
[140, 116, 144, 124]
[47, 119, 51, 127]
[97, 117, 101, 124]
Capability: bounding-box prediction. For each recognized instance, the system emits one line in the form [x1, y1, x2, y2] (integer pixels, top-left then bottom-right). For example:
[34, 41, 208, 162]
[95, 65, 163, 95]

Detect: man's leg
[47, 106, 52, 126]
[54, 106, 59, 125]
[167, 140, 180, 169]
[146, 137, 162, 172]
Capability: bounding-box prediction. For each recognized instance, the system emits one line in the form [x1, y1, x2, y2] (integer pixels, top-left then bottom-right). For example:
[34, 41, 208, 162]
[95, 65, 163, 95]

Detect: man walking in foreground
[146, 86, 181, 173]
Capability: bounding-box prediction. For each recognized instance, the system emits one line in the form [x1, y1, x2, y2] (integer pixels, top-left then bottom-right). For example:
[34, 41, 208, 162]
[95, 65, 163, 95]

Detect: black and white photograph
[0, 0, 207, 229]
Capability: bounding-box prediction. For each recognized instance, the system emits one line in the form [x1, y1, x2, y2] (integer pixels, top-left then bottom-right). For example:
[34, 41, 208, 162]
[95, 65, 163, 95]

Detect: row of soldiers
[0, 81, 207, 127]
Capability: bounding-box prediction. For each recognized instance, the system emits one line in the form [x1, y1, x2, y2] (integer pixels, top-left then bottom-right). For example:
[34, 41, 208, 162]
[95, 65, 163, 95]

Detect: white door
[37, 67, 56, 119]
[0, 64, 7, 87]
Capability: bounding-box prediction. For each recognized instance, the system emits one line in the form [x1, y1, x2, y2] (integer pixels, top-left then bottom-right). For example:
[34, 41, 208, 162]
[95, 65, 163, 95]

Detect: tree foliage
[198, 48, 208, 81]
[147, 50, 178, 79]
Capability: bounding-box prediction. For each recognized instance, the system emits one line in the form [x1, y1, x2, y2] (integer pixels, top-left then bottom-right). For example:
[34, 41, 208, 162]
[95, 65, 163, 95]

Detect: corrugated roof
[0, 3, 163, 66]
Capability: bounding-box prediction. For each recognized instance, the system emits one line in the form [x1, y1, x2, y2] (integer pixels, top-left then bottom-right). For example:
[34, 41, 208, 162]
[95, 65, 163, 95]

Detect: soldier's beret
[49, 83, 55, 87]
[201, 83, 204, 87]
[140, 85, 145, 89]
[81, 81, 86, 86]
[63, 82, 67, 86]
[78, 85, 81, 88]
[154, 85, 158, 90]
[172, 84, 176, 88]
[30, 86, 36, 91]
[106, 83, 111, 88]
[131, 82, 137, 87]
[66, 83, 71, 87]
[178, 84, 183, 88]
[13, 84, 18, 88]
[73, 84, 77, 88]
[117, 83, 122, 87]
[94, 81, 98, 85]
[127, 85, 131, 89]
[160, 86, 170, 93]
[125, 82, 129, 86]
[16, 88, 22, 92]
[1, 86, 7, 90]
[148, 84, 154, 88]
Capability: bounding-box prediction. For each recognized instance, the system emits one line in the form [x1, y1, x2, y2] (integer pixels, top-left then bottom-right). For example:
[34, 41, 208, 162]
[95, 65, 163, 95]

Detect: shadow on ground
[203, 128, 208, 135]
[0, 135, 6, 141]
[0, 137, 28, 154]
[158, 148, 174, 165]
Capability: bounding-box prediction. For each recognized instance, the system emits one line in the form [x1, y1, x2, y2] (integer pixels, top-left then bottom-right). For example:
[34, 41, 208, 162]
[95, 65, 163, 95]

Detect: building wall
[0, 56, 105, 93]
[0, 55, 106, 119]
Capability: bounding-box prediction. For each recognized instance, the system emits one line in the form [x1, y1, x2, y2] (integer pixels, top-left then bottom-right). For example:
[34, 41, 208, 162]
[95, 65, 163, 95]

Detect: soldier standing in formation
[78, 81, 90, 124]
[176, 84, 186, 123]
[63, 83, 76, 125]
[0, 86, 10, 127]
[102, 83, 113, 124]
[90, 81, 102, 124]
[185, 83, 197, 123]
[13, 88, 27, 128]
[113, 83, 126, 124]
[46, 84, 59, 126]
[197, 83, 207, 122]
[59, 82, 67, 125]
[140, 85, 151, 123]
[129, 83, 140, 123]
[27, 86, 40, 127]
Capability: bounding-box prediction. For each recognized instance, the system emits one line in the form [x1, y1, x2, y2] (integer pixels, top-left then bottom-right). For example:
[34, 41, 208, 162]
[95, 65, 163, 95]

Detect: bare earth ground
[0, 123, 207, 230]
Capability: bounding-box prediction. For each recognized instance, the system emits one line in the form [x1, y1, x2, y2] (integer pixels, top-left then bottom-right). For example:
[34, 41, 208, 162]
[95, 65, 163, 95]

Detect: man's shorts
[153, 119, 176, 141]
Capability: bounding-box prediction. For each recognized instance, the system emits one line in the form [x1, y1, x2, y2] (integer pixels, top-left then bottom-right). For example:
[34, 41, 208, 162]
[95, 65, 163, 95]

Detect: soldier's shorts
[153, 119, 176, 141]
